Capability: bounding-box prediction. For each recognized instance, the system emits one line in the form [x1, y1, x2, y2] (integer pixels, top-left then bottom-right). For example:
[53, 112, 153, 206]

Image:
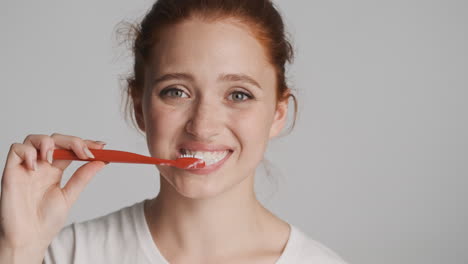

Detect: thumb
[61, 160, 107, 207]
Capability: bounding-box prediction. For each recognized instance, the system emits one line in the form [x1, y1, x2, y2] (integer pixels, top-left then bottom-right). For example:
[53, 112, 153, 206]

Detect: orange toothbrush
[52, 149, 205, 169]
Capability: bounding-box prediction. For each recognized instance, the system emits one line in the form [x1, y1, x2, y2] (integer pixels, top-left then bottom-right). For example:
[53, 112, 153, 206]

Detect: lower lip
[183, 151, 233, 175]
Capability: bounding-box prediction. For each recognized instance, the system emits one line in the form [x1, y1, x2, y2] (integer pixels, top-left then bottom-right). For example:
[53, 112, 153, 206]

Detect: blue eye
[229, 91, 253, 102]
[160, 88, 189, 98]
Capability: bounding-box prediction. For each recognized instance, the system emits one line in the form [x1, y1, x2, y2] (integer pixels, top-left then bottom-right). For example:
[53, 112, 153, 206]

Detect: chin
[157, 168, 227, 199]
[165, 166, 252, 199]
[172, 176, 229, 200]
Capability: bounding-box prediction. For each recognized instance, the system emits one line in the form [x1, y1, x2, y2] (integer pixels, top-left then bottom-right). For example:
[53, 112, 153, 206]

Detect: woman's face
[135, 18, 288, 199]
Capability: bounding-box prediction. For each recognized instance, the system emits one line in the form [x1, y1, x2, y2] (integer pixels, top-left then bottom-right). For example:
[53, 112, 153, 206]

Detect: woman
[0, 0, 348, 263]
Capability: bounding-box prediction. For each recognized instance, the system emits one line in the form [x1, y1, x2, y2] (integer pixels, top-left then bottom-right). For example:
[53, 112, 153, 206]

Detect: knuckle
[50, 132, 62, 138]
[42, 136, 55, 148]
[25, 145, 38, 157]
[36, 134, 49, 146]
[9, 143, 22, 152]
[23, 134, 48, 144]
[23, 134, 35, 143]
[10, 142, 20, 149]
[70, 137, 83, 148]
[10, 144, 36, 159]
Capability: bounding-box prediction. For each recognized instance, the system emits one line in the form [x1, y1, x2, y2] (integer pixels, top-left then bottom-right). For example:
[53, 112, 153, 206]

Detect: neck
[144, 172, 277, 258]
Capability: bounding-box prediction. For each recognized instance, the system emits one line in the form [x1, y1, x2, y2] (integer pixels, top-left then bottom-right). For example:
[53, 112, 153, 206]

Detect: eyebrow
[152, 72, 262, 90]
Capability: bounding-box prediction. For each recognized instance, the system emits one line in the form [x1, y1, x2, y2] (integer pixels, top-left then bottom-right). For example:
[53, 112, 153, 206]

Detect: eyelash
[160, 87, 189, 98]
[159, 87, 254, 102]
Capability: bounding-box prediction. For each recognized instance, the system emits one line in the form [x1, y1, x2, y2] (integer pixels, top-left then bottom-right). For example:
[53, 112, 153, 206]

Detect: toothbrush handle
[52, 149, 170, 165]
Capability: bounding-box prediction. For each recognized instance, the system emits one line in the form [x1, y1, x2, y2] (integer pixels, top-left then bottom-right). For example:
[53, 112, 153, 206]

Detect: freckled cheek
[229, 109, 271, 159]
[149, 104, 187, 127]
[146, 105, 186, 152]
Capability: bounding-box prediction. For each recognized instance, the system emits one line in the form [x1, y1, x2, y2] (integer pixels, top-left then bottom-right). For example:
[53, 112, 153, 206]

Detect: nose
[185, 99, 222, 141]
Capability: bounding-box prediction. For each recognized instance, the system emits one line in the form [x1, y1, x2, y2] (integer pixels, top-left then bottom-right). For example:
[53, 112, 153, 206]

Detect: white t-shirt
[44, 200, 348, 263]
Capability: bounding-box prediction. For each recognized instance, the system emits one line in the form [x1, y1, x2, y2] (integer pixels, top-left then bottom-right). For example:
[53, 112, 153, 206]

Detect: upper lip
[177, 142, 233, 153]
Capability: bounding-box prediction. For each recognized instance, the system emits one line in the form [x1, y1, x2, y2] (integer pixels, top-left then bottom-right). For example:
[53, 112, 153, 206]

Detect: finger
[50, 133, 91, 160]
[51, 139, 107, 171]
[23, 134, 55, 164]
[61, 161, 107, 207]
[83, 139, 107, 150]
[4, 143, 38, 171]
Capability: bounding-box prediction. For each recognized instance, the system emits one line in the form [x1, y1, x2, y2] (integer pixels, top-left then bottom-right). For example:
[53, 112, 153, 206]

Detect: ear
[133, 95, 146, 132]
[269, 93, 289, 139]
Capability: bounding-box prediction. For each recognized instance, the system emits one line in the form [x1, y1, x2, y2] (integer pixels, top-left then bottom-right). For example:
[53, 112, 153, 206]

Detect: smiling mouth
[178, 149, 232, 166]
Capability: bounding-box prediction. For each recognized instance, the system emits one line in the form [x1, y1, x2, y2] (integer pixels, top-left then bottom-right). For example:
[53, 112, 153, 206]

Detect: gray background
[1, 0, 467, 263]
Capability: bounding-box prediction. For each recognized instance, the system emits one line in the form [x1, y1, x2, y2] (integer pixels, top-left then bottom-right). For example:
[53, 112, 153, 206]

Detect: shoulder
[66, 200, 143, 243]
[278, 224, 350, 264]
[44, 200, 146, 263]
[72, 200, 143, 239]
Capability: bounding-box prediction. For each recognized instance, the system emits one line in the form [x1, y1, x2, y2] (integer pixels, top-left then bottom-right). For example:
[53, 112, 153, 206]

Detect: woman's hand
[0, 133, 108, 256]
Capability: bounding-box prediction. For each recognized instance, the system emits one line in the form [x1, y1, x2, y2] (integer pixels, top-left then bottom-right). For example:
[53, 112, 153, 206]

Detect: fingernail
[47, 150, 54, 164]
[95, 141, 107, 145]
[83, 147, 95, 159]
[33, 160, 38, 171]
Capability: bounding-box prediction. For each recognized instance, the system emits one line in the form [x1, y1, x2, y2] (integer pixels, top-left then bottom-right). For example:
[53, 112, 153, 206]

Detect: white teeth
[179, 149, 229, 166]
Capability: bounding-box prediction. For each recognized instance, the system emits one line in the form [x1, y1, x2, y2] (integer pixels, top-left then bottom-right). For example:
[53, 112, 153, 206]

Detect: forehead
[147, 19, 275, 86]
